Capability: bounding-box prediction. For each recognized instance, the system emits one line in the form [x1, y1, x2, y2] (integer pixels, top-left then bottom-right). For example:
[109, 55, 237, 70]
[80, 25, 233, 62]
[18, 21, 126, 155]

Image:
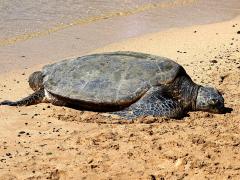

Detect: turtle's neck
[169, 71, 200, 111]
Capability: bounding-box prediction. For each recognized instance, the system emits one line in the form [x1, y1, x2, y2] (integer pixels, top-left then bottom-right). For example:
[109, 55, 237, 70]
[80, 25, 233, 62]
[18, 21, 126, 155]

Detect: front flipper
[0, 89, 45, 106]
[112, 87, 184, 119]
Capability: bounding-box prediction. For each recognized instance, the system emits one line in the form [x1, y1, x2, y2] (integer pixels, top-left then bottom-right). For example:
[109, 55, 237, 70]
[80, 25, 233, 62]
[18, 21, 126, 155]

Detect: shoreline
[0, 15, 239, 76]
[0, 0, 198, 45]
[1, 0, 240, 74]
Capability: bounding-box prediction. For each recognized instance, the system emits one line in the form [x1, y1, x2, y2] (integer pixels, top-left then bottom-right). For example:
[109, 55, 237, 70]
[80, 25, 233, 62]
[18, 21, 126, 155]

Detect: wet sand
[0, 12, 240, 179]
[1, 0, 240, 73]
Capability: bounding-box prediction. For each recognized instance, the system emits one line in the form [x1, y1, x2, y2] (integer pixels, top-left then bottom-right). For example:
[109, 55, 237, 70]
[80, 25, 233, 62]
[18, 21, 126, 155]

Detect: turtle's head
[28, 71, 44, 91]
[196, 86, 224, 113]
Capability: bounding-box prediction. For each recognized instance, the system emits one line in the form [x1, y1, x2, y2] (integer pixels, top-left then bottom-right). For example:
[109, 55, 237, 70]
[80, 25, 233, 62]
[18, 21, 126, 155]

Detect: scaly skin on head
[196, 86, 224, 113]
[169, 73, 224, 113]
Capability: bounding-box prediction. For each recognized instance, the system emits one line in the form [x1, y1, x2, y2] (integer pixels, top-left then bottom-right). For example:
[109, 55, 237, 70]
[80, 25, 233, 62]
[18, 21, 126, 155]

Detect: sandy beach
[0, 1, 240, 179]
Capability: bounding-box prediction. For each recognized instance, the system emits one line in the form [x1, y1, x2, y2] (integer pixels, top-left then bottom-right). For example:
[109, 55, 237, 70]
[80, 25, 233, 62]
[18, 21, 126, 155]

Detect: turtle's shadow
[222, 107, 233, 114]
[64, 104, 233, 119]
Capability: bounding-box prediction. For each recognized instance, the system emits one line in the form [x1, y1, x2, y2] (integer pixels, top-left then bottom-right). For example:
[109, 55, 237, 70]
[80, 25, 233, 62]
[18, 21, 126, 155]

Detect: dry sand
[0, 16, 240, 179]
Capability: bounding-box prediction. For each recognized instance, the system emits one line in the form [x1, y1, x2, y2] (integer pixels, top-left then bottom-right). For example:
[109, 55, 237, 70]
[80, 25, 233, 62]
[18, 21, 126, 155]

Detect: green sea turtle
[0, 51, 225, 119]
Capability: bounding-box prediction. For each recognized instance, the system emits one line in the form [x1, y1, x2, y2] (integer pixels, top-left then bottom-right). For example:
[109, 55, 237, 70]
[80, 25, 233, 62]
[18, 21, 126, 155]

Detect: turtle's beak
[208, 100, 225, 113]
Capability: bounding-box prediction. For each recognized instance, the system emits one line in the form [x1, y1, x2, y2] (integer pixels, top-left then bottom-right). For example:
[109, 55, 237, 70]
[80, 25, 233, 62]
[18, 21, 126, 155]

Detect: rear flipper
[0, 89, 45, 106]
[112, 87, 184, 119]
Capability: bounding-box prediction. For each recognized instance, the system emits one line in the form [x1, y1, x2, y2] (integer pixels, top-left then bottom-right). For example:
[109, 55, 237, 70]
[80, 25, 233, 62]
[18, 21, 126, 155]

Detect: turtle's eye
[208, 99, 218, 105]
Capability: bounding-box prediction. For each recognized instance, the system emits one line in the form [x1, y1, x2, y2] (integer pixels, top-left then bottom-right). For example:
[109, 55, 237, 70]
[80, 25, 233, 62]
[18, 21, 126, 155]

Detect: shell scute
[42, 51, 182, 106]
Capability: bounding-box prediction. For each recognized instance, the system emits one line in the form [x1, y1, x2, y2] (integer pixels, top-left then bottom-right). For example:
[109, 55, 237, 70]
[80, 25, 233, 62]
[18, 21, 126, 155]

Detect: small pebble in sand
[150, 175, 157, 180]
[210, 60, 218, 63]
[90, 165, 98, 169]
[175, 158, 184, 168]
[237, 31, 240, 34]
[6, 153, 11, 157]
[219, 75, 228, 83]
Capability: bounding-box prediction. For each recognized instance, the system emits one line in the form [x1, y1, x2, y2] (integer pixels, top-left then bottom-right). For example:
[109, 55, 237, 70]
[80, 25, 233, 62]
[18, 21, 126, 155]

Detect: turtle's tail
[0, 88, 45, 106]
